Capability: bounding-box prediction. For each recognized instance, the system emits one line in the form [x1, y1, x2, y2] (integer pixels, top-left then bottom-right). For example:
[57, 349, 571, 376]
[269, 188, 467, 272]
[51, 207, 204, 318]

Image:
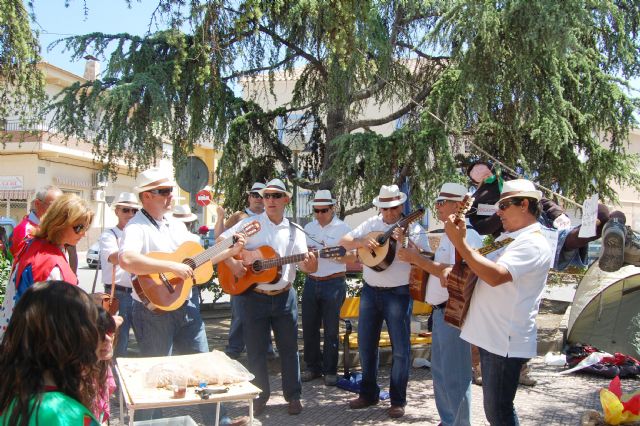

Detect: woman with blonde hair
[0, 193, 94, 338]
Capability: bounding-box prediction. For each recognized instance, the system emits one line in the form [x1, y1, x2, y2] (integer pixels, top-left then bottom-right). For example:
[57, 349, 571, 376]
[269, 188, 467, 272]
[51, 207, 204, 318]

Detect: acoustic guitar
[357, 208, 425, 271]
[133, 220, 261, 312]
[218, 245, 347, 295]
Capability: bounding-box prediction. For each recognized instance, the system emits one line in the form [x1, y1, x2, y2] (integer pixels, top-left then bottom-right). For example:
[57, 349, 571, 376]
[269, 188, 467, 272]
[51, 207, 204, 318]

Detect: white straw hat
[372, 185, 407, 208]
[172, 204, 197, 223]
[133, 167, 176, 194]
[497, 179, 542, 204]
[113, 192, 141, 209]
[258, 178, 292, 198]
[246, 182, 266, 194]
[435, 183, 468, 202]
[309, 189, 336, 207]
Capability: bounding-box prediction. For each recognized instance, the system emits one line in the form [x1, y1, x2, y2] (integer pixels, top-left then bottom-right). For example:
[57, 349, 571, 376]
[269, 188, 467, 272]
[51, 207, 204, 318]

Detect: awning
[0, 190, 34, 200]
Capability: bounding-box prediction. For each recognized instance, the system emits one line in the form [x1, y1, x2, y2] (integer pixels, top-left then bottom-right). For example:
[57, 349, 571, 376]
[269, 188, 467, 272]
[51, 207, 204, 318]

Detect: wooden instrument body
[133, 241, 213, 312]
[443, 261, 478, 328]
[217, 245, 282, 295]
[357, 231, 397, 272]
[408, 251, 433, 302]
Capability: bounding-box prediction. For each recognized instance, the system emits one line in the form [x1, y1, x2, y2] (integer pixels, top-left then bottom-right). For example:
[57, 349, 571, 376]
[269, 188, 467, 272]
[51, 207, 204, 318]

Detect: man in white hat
[120, 168, 248, 424]
[398, 182, 483, 426]
[443, 178, 552, 425]
[219, 178, 317, 416]
[339, 184, 430, 419]
[301, 190, 352, 387]
[221, 182, 275, 360]
[98, 192, 141, 357]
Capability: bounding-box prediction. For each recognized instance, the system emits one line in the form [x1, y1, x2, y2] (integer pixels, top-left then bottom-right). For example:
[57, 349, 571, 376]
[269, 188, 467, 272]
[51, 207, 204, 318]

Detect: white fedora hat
[309, 189, 336, 207]
[113, 192, 141, 209]
[246, 182, 266, 194]
[172, 204, 197, 223]
[372, 184, 407, 208]
[497, 179, 542, 204]
[133, 167, 176, 194]
[258, 178, 292, 198]
[435, 183, 468, 202]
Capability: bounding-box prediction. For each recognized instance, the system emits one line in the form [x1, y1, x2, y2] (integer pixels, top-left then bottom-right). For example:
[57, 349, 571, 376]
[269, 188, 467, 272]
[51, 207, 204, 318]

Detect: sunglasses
[72, 224, 87, 234]
[263, 193, 285, 199]
[121, 208, 138, 214]
[435, 199, 451, 207]
[498, 199, 520, 211]
[380, 205, 401, 211]
[249, 192, 263, 199]
[313, 208, 330, 214]
[148, 187, 173, 196]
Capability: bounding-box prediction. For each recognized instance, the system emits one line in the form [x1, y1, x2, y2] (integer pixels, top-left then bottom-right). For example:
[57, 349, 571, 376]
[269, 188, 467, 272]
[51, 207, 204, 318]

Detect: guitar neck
[258, 250, 316, 270]
[190, 237, 235, 269]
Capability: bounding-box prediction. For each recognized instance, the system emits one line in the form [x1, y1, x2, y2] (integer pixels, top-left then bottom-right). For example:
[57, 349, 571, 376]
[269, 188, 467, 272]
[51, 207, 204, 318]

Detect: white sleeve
[120, 224, 145, 255]
[293, 226, 309, 254]
[411, 223, 431, 252]
[347, 218, 370, 239]
[99, 230, 118, 271]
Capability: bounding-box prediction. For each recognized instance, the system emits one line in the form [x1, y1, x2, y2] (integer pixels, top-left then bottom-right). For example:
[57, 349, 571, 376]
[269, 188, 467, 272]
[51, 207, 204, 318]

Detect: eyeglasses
[263, 193, 285, 199]
[249, 192, 263, 199]
[380, 206, 401, 211]
[435, 199, 452, 207]
[498, 199, 520, 211]
[148, 188, 173, 196]
[72, 224, 86, 234]
[314, 208, 330, 214]
[121, 208, 138, 214]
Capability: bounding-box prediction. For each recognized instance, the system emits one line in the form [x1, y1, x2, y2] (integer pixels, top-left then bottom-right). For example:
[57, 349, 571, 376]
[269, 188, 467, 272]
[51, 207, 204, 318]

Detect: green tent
[567, 263, 640, 358]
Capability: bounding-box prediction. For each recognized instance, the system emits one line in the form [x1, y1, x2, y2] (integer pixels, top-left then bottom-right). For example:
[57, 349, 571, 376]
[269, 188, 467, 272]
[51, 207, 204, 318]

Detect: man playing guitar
[219, 178, 317, 417]
[339, 184, 430, 419]
[119, 167, 248, 425]
[398, 182, 483, 426]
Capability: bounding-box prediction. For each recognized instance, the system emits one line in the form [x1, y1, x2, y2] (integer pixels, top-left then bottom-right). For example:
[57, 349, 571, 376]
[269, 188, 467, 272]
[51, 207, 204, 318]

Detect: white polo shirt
[460, 222, 552, 358]
[99, 227, 133, 288]
[304, 215, 351, 277]
[426, 228, 483, 306]
[347, 215, 430, 288]
[120, 211, 199, 303]
[220, 212, 308, 291]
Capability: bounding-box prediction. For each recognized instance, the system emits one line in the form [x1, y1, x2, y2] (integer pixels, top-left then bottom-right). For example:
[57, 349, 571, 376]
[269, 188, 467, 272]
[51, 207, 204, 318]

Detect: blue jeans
[478, 347, 528, 425]
[226, 296, 275, 355]
[358, 283, 412, 407]
[431, 308, 472, 426]
[110, 287, 136, 357]
[239, 287, 301, 403]
[302, 276, 346, 376]
[131, 289, 209, 356]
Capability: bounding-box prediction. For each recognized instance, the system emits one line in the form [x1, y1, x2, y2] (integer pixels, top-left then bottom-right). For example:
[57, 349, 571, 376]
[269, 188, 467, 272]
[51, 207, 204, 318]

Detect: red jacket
[10, 213, 39, 258]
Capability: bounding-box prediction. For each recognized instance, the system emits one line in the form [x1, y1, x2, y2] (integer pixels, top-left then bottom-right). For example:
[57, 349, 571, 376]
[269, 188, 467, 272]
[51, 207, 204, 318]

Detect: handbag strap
[109, 264, 117, 307]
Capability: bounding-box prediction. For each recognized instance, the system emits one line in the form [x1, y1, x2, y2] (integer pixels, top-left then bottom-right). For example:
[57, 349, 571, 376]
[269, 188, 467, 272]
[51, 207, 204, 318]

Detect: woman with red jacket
[0, 193, 94, 338]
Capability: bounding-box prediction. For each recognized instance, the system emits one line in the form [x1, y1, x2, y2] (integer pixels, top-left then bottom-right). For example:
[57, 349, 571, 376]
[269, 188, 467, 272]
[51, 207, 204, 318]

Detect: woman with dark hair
[0, 193, 94, 338]
[0, 281, 100, 426]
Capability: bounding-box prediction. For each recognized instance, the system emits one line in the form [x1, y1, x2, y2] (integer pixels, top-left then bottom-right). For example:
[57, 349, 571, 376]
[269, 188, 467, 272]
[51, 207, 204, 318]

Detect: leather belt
[365, 283, 407, 292]
[253, 283, 292, 296]
[308, 272, 346, 281]
[104, 284, 133, 294]
[432, 302, 447, 310]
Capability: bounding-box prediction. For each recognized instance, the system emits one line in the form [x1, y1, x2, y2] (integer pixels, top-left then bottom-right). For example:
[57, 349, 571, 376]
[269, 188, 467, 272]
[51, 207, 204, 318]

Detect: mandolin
[133, 220, 261, 312]
[357, 208, 425, 271]
[218, 245, 347, 295]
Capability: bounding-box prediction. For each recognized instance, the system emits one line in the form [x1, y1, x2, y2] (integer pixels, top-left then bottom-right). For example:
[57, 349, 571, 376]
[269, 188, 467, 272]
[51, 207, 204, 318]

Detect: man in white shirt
[301, 190, 352, 387]
[340, 184, 430, 419]
[220, 178, 317, 416]
[398, 183, 483, 426]
[444, 179, 552, 426]
[98, 192, 140, 357]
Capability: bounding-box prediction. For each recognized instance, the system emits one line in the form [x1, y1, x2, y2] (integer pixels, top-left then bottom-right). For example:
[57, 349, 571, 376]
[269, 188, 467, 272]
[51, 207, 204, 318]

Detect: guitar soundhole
[252, 260, 263, 272]
[183, 259, 196, 270]
[376, 235, 386, 245]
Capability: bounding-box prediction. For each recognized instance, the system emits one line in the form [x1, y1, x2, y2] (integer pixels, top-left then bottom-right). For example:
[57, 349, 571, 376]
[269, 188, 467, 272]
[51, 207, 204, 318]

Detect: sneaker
[519, 365, 537, 386]
[472, 367, 482, 386]
[324, 374, 338, 386]
[301, 370, 322, 382]
[600, 218, 626, 272]
[623, 226, 640, 266]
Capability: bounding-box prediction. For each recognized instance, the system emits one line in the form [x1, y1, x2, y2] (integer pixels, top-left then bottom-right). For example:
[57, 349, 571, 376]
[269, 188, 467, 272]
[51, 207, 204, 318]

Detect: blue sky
[31, 0, 160, 77]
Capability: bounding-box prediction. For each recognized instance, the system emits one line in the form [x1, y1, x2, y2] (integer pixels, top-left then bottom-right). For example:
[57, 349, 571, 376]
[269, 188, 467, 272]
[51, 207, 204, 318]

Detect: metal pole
[293, 151, 298, 222]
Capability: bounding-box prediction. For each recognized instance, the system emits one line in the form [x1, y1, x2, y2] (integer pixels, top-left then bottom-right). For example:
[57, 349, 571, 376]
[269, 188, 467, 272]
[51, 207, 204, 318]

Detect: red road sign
[195, 189, 212, 206]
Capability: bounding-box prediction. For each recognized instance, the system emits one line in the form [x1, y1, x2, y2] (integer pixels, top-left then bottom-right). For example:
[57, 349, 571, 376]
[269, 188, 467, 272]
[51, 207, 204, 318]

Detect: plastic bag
[144, 351, 254, 388]
[600, 376, 640, 425]
[544, 352, 566, 366]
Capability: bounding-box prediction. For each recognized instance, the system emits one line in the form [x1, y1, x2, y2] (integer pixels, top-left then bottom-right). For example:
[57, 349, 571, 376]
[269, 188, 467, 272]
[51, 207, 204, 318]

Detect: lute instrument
[133, 220, 261, 312]
[218, 245, 347, 295]
[357, 208, 425, 271]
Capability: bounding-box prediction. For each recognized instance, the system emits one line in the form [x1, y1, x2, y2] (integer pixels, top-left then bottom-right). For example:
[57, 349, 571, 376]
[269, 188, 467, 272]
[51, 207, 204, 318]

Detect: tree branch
[396, 41, 450, 61]
[256, 25, 327, 78]
[222, 54, 298, 81]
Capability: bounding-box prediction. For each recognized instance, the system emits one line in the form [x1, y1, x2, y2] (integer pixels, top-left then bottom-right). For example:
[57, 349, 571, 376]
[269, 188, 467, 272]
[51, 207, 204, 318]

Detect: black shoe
[301, 370, 322, 382]
[253, 399, 267, 416]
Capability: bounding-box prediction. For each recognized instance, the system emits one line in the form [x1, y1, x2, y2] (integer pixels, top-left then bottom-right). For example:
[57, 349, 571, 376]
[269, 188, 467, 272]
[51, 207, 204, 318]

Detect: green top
[1, 391, 99, 426]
